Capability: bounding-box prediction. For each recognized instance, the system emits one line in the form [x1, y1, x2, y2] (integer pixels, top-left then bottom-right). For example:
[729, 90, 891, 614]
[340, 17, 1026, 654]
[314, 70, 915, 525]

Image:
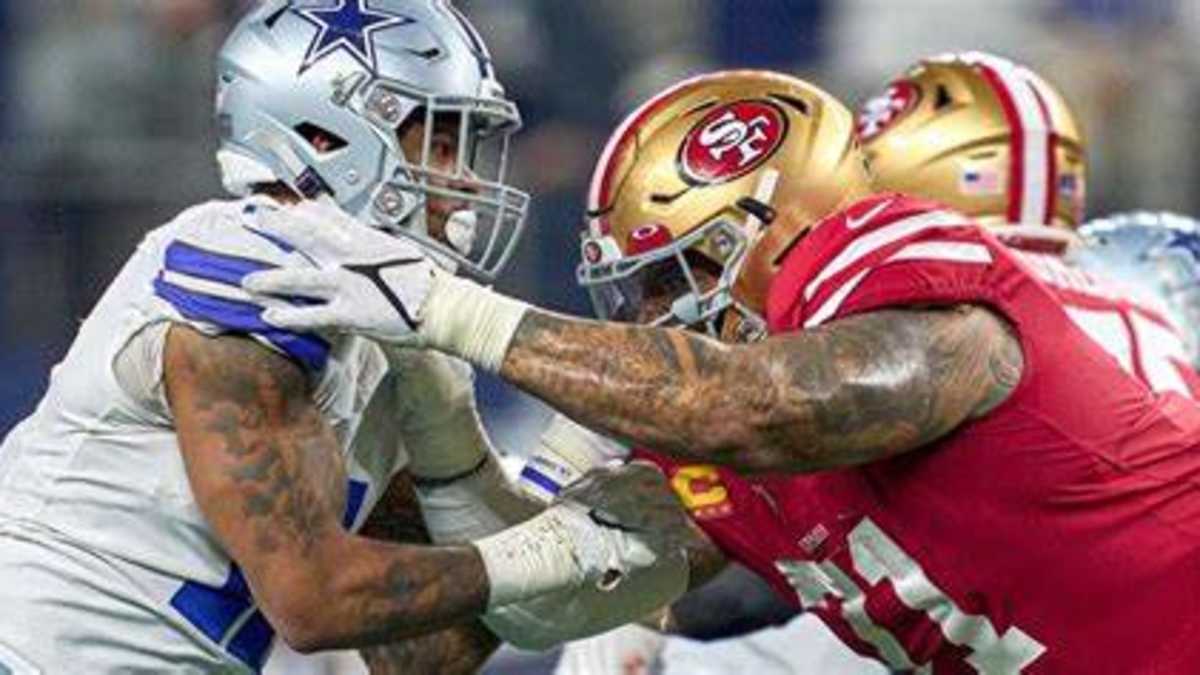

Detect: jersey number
[776, 517, 1045, 674]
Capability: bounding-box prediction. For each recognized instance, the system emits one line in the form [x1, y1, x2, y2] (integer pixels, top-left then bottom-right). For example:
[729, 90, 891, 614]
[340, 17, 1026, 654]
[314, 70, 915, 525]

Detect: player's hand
[475, 492, 665, 604]
[558, 462, 692, 562]
[542, 497, 661, 592]
[241, 200, 437, 345]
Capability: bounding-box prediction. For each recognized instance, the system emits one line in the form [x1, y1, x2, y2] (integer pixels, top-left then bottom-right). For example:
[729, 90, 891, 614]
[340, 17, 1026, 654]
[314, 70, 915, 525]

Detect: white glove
[242, 199, 530, 372]
[475, 498, 659, 608]
[242, 200, 437, 345]
[477, 462, 693, 614]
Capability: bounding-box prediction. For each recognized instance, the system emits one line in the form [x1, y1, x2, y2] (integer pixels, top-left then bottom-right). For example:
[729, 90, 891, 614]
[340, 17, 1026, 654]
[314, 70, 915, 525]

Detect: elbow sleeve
[415, 455, 539, 543]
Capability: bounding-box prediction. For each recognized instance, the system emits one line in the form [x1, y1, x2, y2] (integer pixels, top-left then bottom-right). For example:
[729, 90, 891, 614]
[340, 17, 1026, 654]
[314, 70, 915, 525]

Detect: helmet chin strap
[668, 293, 703, 326]
[654, 168, 783, 336]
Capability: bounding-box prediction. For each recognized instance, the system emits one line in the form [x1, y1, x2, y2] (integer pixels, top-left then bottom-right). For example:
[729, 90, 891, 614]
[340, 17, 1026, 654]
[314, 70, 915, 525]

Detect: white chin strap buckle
[446, 209, 479, 256]
[670, 293, 703, 325]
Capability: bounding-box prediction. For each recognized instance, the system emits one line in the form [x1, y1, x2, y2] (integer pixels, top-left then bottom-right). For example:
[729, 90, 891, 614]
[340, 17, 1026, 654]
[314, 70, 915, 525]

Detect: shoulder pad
[153, 199, 330, 373]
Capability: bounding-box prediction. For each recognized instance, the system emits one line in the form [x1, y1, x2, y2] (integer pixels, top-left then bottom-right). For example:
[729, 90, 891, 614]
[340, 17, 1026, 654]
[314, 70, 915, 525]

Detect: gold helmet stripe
[965, 52, 1057, 226]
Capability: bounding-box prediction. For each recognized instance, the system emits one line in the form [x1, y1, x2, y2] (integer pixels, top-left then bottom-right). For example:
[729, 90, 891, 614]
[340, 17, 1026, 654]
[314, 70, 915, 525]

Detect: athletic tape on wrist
[474, 508, 583, 608]
[419, 273, 528, 372]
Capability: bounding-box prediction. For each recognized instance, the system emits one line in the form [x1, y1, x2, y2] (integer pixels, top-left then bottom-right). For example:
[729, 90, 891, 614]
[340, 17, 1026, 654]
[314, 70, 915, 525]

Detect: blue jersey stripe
[169, 567, 254, 647]
[343, 479, 370, 529]
[172, 476, 369, 671]
[519, 464, 563, 496]
[164, 240, 276, 288]
[227, 611, 275, 672]
[154, 277, 330, 372]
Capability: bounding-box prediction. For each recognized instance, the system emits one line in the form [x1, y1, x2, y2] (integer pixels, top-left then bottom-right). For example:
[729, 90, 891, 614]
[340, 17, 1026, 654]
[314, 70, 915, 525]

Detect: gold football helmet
[578, 70, 872, 340]
[858, 51, 1085, 251]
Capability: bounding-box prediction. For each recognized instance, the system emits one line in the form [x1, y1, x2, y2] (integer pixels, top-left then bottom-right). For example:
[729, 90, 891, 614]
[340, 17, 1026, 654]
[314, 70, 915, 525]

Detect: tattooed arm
[356, 470, 727, 664]
[237, 206, 1019, 473]
[497, 305, 1022, 474]
[164, 325, 492, 652]
[357, 474, 499, 675]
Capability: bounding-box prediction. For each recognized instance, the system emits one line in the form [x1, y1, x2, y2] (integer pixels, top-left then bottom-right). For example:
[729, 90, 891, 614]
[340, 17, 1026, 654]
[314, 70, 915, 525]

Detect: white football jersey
[0, 197, 409, 673]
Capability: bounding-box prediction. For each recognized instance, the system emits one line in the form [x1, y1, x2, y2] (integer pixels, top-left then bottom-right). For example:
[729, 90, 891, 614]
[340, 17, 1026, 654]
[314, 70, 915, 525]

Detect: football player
[0, 2, 682, 672]
[245, 69, 1200, 672]
[1073, 211, 1200, 368]
[859, 51, 1200, 398]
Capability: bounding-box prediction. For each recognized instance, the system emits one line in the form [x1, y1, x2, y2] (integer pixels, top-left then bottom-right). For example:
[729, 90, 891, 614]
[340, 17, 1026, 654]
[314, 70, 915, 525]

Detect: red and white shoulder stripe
[1014, 251, 1168, 318]
[769, 196, 997, 330]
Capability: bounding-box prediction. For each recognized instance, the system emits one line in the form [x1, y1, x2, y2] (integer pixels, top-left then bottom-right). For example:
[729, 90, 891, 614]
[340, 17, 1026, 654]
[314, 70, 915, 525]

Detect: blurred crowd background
[1, 1, 1197, 673]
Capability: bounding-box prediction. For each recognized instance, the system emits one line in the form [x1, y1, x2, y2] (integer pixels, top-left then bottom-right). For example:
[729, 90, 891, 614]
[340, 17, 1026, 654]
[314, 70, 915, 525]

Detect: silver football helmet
[215, 0, 529, 280]
[1074, 211, 1200, 366]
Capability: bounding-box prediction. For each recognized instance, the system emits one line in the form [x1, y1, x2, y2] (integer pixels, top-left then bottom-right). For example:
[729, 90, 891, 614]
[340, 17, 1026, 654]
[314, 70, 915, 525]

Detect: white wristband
[418, 272, 529, 373]
[473, 507, 586, 608]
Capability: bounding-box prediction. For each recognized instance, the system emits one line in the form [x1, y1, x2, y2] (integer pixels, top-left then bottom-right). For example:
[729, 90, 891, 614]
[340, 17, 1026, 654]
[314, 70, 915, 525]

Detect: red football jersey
[1012, 248, 1200, 399]
[639, 194, 1200, 673]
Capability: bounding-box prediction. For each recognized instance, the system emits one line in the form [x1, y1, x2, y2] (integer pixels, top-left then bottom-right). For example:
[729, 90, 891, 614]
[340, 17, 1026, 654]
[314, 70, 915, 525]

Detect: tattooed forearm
[499, 305, 1022, 473]
[165, 327, 492, 651]
[333, 539, 490, 647]
[358, 474, 500, 672]
[361, 622, 499, 675]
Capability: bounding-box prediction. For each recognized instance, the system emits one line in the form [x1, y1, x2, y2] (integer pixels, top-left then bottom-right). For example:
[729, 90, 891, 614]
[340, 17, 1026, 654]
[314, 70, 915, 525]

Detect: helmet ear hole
[293, 122, 348, 154]
[934, 84, 953, 110]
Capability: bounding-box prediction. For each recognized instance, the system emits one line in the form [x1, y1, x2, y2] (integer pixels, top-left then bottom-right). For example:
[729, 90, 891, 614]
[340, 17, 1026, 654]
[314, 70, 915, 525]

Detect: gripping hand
[242, 201, 436, 345]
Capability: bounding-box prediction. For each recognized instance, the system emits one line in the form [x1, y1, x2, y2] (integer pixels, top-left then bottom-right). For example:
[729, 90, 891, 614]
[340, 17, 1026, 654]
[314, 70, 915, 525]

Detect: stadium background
[0, 1, 1195, 672]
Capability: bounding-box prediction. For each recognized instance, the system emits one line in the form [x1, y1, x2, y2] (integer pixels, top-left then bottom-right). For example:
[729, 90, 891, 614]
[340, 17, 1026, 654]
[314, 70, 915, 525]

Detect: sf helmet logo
[679, 100, 788, 185]
[856, 80, 920, 142]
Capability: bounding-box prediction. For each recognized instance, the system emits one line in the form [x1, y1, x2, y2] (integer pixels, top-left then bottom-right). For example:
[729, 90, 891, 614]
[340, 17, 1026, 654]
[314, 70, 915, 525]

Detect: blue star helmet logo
[293, 0, 412, 75]
[1164, 229, 1200, 265]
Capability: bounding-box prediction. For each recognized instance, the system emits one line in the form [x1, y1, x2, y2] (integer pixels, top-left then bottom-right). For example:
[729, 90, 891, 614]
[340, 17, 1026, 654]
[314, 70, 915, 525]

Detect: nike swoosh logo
[345, 258, 427, 331]
[845, 199, 894, 230]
